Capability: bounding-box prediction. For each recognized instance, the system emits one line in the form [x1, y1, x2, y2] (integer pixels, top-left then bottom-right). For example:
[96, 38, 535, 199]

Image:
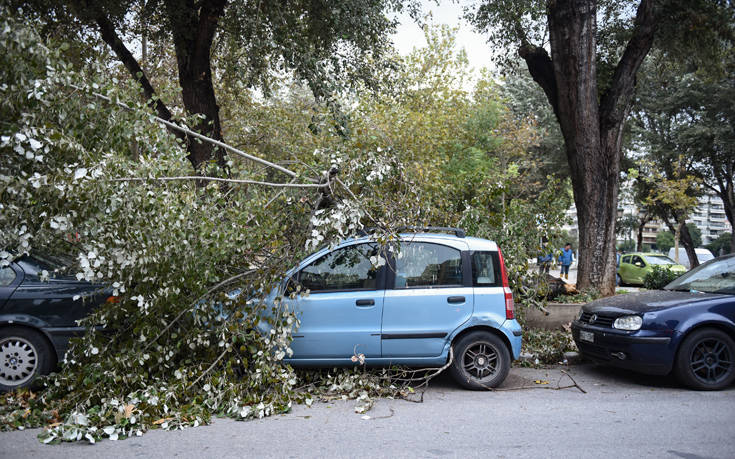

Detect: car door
[382, 241, 473, 358]
[287, 243, 385, 360]
[629, 255, 648, 284]
[619, 255, 633, 283]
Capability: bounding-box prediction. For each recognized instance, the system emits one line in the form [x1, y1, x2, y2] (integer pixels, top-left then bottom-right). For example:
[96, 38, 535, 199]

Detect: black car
[0, 256, 114, 391]
[572, 254, 735, 390]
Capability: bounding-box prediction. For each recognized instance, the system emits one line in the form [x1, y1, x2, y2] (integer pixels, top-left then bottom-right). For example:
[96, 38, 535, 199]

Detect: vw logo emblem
[589, 314, 598, 324]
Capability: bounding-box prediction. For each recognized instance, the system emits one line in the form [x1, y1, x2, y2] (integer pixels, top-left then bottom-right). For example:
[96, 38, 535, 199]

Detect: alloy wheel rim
[689, 337, 732, 385]
[462, 342, 498, 380]
[0, 337, 38, 386]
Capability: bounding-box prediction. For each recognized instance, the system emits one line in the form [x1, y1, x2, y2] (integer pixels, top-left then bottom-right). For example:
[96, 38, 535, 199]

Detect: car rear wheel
[675, 328, 735, 391]
[0, 328, 55, 392]
[449, 331, 510, 390]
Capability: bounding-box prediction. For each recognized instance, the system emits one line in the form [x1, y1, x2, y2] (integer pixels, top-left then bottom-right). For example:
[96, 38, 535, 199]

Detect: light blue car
[261, 228, 522, 389]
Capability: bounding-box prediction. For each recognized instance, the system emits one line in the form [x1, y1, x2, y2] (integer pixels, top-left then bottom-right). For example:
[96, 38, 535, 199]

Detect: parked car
[0, 255, 114, 391]
[617, 252, 687, 286]
[263, 227, 521, 389]
[573, 253, 735, 390]
[668, 247, 715, 270]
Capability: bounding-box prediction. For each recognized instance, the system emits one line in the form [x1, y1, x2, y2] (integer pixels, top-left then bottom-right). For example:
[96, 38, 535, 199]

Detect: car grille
[579, 312, 615, 328]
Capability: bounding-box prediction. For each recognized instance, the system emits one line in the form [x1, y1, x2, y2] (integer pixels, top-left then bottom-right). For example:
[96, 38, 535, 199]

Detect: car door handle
[447, 296, 465, 304]
[355, 299, 375, 306]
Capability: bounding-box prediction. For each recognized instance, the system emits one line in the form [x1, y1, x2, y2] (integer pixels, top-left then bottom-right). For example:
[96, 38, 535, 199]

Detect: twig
[559, 369, 587, 394]
[187, 348, 228, 390]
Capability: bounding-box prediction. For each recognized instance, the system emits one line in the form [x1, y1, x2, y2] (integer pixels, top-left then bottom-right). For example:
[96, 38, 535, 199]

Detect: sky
[391, 1, 498, 75]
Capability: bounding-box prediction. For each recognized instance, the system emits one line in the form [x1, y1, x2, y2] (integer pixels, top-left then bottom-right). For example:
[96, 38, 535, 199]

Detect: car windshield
[16, 253, 71, 279]
[646, 255, 677, 265]
[665, 255, 735, 294]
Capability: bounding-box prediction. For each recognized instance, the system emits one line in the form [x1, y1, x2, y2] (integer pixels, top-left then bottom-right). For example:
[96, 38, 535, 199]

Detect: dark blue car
[572, 254, 735, 390]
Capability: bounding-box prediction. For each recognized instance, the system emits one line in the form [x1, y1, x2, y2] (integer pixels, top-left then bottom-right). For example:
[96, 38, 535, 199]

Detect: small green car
[617, 252, 687, 286]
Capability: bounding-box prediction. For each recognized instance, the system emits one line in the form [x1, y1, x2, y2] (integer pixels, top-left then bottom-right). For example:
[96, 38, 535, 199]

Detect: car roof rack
[357, 226, 466, 238]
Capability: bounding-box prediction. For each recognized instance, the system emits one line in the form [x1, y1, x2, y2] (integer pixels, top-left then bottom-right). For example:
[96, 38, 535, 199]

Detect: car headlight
[613, 315, 643, 331]
[576, 308, 584, 321]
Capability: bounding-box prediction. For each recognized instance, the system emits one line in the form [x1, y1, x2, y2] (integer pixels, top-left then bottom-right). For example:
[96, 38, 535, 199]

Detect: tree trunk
[518, 0, 654, 295]
[679, 221, 699, 268]
[636, 213, 650, 252]
[165, 0, 228, 172]
[673, 221, 682, 263]
[712, 162, 735, 254]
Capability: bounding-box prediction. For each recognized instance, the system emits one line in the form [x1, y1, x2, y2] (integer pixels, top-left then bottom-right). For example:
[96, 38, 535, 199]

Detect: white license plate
[579, 330, 594, 343]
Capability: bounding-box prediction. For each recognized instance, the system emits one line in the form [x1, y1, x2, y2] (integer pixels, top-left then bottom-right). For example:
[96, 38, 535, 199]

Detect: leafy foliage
[656, 231, 675, 253]
[643, 265, 680, 290]
[0, 16, 572, 443]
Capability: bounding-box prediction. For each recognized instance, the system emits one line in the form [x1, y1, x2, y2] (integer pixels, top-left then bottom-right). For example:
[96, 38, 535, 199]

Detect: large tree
[20, 0, 411, 172]
[468, 0, 657, 294]
[467, 0, 730, 294]
[632, 44, 735, 256]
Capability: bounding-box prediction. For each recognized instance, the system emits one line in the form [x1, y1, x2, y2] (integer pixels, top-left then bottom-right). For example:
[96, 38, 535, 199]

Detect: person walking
[538, 252, 553, 274]
[558, 243, 575, 281]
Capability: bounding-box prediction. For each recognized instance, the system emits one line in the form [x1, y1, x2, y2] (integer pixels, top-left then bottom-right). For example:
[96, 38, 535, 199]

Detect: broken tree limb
[113, 176, 328, 188]
[69, 84, 313, 182]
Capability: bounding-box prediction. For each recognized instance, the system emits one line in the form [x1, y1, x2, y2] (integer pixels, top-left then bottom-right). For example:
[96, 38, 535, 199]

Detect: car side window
[472, 251, 501, 287]
[299, 244, 380, 293]
[622, 255, 632, 264]
[0, 266, 17, 286]
[632, 255, 644, 266]
[394, 243, 463, 288]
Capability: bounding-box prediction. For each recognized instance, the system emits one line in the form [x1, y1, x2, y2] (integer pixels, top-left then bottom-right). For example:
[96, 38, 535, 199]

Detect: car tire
[674, 328, 735, 391]
[0, 327, 55, 392]
[449, 331, 510, 390]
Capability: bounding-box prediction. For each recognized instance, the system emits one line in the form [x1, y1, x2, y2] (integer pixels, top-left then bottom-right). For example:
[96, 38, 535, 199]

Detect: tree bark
[636, 213, 651, 252]
[519, 0, 655, 295]
[666, 218, 699, 268]
[164, 0, 228, 172]
[678, 222, 699, 268]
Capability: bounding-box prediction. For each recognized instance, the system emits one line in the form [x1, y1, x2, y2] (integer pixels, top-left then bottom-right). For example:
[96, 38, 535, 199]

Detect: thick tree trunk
[165, 0, 228, 172]
[519, 0, 654, 295]
[547, 0, 616, 295]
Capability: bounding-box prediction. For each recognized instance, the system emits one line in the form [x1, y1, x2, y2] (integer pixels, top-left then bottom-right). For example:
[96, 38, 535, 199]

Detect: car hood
[584, 290, 728, 315]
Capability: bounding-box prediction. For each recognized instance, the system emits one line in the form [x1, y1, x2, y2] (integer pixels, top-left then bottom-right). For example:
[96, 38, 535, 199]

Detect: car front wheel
[449, 331, 510, 390]
[675, 328, 735, 391]
[0, 327, 55, 392]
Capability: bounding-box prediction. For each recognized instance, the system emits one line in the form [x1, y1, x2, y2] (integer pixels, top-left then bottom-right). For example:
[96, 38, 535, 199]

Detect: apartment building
[561, 192, 732, 248]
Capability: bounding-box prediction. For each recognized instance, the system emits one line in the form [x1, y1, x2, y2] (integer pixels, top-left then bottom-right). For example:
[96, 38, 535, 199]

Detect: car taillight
[105, 296, 120, 304]
[498, 247, 514, 320]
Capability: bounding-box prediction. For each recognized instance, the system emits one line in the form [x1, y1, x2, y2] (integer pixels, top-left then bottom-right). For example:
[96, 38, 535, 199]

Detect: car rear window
[646, 255, 676, 265]
[471, 251, 501, 287]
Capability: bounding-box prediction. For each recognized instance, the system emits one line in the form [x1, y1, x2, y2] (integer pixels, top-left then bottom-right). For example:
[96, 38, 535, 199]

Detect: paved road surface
[2, 364, 733, 459]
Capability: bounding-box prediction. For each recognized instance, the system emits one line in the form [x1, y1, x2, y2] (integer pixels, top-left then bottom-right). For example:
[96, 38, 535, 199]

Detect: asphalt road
[2, 364, 734, 459]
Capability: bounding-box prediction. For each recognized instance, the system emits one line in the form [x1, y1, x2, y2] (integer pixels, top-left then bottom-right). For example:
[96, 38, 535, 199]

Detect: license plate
[579, 330, 594, 343]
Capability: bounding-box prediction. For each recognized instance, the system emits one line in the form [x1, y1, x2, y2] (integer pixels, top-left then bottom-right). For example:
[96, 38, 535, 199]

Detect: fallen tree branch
[113, 176, 327, 188]
[69, 84, 313, 182]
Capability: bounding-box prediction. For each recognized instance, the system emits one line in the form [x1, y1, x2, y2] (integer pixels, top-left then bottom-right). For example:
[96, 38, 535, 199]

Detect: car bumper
[501, 319, 523, 359]
[571, 321, 675, 375]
